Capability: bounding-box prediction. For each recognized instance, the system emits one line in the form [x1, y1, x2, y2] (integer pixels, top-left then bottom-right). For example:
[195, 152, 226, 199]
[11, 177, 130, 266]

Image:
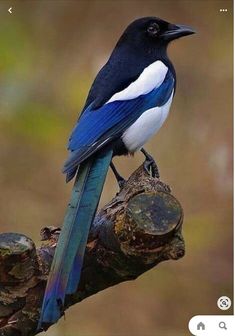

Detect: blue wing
[63, 70, 174, 179]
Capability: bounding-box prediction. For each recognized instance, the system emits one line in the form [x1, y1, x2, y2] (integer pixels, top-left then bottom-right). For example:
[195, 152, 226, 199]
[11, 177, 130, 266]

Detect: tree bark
[0, 164, 184, 336]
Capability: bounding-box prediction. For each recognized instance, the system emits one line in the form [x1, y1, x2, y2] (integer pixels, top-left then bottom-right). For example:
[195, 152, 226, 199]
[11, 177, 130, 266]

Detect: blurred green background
[0, 1, 233, 335]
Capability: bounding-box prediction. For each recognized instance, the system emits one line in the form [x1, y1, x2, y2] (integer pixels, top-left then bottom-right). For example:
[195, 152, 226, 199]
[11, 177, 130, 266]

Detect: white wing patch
[122, 91, 174, 152]
[107, 60, 168, 103]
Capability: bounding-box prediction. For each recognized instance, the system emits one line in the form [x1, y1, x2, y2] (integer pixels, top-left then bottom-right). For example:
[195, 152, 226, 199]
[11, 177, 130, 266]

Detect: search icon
[219, 321, 227, 330]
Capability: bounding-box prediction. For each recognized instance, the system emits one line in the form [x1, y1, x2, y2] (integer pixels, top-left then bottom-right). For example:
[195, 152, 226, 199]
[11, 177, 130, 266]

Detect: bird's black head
[117, 17, 195, 52]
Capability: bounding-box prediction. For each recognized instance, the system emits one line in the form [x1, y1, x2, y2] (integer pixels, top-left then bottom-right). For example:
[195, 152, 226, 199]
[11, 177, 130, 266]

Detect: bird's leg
[110, 162, 126, 189]
[141, 148, 160, 178]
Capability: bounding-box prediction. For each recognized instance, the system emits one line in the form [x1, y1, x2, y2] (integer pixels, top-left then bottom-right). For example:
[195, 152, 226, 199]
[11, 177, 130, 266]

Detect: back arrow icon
[8, 7, 12, 14]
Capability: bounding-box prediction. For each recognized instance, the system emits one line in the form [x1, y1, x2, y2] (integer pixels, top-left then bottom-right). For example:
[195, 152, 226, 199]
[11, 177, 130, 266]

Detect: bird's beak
[161, 24, 196, 41]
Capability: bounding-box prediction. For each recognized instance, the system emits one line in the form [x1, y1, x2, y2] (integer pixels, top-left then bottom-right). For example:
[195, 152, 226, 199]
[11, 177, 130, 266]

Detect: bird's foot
[143, 155, 160, 178]
[110, 162, 126, 189]
[117, 176, 126, 189]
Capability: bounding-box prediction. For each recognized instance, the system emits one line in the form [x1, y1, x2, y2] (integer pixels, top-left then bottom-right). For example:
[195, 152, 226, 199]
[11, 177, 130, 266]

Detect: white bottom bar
[189, 315, 235, 336]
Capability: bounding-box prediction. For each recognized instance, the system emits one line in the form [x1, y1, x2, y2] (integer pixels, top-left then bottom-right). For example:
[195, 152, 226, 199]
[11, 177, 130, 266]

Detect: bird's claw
[117, 177, 126, 190]
[143, 156, 160, 178]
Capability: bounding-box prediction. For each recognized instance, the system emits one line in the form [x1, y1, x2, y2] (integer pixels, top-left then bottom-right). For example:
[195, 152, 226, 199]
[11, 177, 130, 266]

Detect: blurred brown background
[0, 0, 233, 335]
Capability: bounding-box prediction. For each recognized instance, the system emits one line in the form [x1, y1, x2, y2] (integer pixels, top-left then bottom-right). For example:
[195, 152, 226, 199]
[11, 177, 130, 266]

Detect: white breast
[107, 60, 168, 103]
[122, 91, 174, 152]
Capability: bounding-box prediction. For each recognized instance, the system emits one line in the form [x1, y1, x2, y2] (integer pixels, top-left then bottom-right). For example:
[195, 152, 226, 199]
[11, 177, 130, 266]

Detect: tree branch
[0, 165, 184, 336]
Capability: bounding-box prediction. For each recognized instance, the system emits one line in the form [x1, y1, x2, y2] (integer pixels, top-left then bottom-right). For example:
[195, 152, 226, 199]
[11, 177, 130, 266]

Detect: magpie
[38, 16, 194, 328]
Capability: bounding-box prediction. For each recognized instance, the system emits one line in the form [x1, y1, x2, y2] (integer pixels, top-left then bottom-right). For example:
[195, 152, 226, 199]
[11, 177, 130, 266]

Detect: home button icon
[197, 322, 206, 330]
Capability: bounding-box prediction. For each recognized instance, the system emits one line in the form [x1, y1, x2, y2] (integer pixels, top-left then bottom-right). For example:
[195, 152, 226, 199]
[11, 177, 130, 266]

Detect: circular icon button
[217, 296, 232, 310]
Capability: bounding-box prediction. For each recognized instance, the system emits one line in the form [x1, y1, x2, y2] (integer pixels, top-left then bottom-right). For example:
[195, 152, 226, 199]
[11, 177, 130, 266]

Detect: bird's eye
[147, 23, 160, 36]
